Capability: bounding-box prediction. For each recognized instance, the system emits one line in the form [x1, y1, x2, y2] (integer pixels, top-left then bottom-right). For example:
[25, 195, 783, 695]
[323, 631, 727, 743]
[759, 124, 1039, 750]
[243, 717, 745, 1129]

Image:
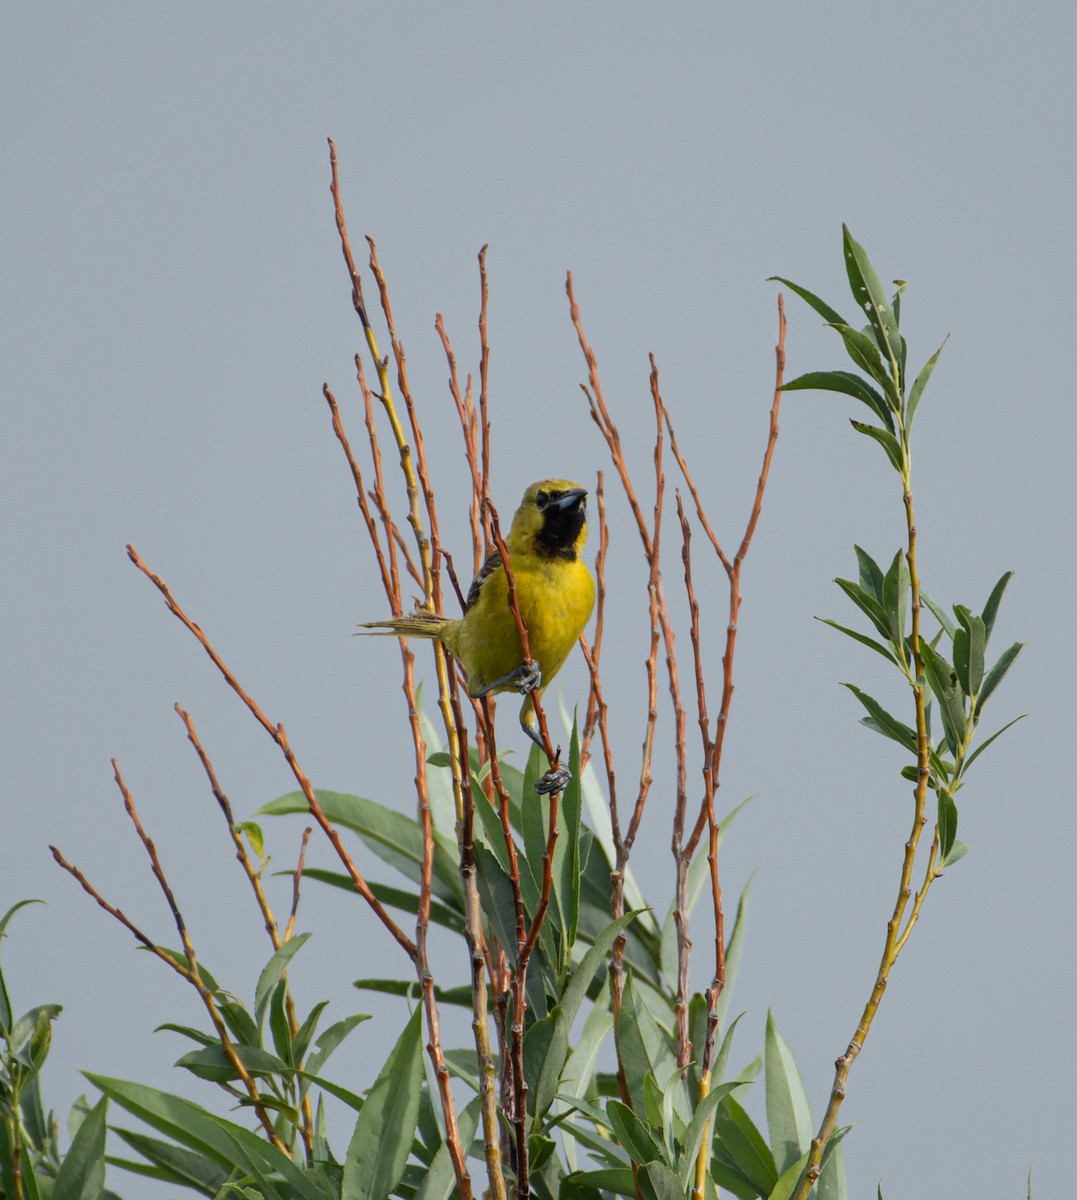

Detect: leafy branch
[774, 227, 1025, 1198]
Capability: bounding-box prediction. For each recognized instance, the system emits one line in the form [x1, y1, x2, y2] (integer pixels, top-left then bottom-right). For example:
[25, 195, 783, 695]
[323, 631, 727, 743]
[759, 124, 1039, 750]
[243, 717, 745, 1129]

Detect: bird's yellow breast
[446, 552, 595, 697]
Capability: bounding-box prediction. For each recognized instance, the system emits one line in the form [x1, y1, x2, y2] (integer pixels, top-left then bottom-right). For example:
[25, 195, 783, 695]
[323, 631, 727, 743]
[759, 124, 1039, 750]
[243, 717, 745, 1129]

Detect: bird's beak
[552, 488, 587, 511]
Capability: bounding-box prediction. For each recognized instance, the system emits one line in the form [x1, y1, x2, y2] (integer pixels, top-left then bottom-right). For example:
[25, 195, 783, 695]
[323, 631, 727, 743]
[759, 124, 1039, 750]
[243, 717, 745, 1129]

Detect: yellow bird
[359, 479, 595, 787]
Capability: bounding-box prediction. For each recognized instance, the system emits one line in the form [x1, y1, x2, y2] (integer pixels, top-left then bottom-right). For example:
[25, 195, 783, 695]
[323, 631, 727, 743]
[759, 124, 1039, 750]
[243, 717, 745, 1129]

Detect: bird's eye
[536, 490, 548, 507]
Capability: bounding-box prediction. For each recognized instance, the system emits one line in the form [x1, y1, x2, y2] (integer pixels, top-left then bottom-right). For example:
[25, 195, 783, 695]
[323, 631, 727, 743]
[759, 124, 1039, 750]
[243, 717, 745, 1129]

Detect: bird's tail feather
[356, 609, 448, 639]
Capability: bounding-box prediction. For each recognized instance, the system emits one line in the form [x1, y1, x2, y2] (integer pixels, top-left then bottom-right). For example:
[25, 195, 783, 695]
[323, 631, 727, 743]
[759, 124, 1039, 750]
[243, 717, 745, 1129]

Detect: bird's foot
[513, 660, 542, 694]
[535, 764, 571, 795]
[477, 660, 542, 697]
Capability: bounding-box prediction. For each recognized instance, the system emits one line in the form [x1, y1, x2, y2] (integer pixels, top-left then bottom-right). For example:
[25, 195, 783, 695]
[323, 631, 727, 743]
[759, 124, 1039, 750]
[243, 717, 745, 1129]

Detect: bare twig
[52, 765, 286, 1152]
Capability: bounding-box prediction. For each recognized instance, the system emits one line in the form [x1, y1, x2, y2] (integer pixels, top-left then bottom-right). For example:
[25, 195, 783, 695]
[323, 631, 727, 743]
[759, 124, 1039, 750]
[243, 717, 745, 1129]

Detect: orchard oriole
[359, 479, 595, 788]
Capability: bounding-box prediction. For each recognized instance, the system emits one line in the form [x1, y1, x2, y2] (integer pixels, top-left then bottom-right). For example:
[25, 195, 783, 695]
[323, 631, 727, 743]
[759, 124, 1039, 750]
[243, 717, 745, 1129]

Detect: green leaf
[715, 875, 755, 1034]
[678, 1081, 741, 1190]
[254, 932, 311, 1031]
[522, 741, 548, 893]
[764, 1012, 814, 1175]
[268, 980, 293, 1066]
[352, 978, 474, 1008]
[10, 1005, 58, 1072]
[216, 998, 260, 1049]
[849, 421, 904, 472]
[617, 974, 679, 1119]
[842, 226, 902, 378]
[816, 618, 897, 664]
[768, 1148, 812, 1200]
[53, 1094, 107, 1200]
[564, 1167, 638, 1197]
[473, 842, 521, 966]
[156, 949, 222, 991]
[296, 871, 465, 933]
[605, 1099, 664, 1167]
[414, 1095, 480, 1200]
[713, 1095, 778, 1195]
[920, 642, 966, 755]
[306, 1012, 371, 1078]
[0, 898, 44, 945]
[175, 1043, 289, 1084]
[235, 821, 264, 859]
[205, 1116, 326, 1199]
[779, 371, 893, 431]
[834, 578, 893, 643]
[639, 1161, 685, 1200]
[963, 714, 1027, 772]
[768, 277, 847, 327]
[154, 1022, 217, 1048]
[3, 906, 35, 1033]
[975, 642, 1025, 716]
[558, 718, 583, 952]
[817, 1137, 849, 1200]
[957, 610, 986, 697]
[937, 791, 958, 865]
[111, 1126, 230, 1192]
[906, 337, 948, 432]
[342, 1005, 424, 1200]
[920, 592, 957, 641]
[291, 999, 329, 1067]
[981, 571, 1014, 644]
[260, 790, 462, 907]
[530, 912, 640, 1121]
[881, 551, 909, 648]
[841, 684, 917, 754]
[828, 324, 901, 410]
[85, 1075, 240, 1167]
[854, 546, 885, 601]
[942, 840, 968, 868]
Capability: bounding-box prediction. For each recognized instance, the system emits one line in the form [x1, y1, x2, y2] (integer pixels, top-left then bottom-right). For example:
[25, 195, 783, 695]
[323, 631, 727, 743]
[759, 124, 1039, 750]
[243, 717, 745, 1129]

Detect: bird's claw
[514, 661, 542, 695]
[535, 764, 571, 795]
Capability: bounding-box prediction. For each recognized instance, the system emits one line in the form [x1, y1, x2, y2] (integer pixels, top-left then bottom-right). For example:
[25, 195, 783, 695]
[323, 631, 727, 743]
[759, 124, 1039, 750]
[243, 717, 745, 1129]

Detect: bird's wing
[465, 548, 503, 611]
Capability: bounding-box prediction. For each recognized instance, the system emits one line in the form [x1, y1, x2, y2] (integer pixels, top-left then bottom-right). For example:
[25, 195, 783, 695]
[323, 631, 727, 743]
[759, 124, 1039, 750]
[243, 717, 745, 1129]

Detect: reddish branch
[51, 765, 287, 1151]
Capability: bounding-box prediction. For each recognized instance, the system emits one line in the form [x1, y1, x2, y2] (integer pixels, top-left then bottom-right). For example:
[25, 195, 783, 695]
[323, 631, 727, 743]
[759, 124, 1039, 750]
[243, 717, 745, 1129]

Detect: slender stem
[792, 424, 932, 1200]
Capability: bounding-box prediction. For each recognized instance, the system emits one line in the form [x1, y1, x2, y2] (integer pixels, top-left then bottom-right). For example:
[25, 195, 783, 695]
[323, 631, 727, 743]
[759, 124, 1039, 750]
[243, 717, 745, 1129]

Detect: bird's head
[508, 479, 589, 560]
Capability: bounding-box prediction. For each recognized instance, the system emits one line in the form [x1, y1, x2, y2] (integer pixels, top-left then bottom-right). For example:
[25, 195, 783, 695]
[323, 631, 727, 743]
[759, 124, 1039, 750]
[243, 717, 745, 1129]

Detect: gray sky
[4, 4, 1073, 1196]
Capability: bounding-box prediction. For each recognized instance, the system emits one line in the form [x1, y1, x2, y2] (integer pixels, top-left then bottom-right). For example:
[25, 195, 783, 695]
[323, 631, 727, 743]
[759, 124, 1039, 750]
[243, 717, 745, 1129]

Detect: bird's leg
[474, 660, 543, 697]
[520, 694, 572, 795]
